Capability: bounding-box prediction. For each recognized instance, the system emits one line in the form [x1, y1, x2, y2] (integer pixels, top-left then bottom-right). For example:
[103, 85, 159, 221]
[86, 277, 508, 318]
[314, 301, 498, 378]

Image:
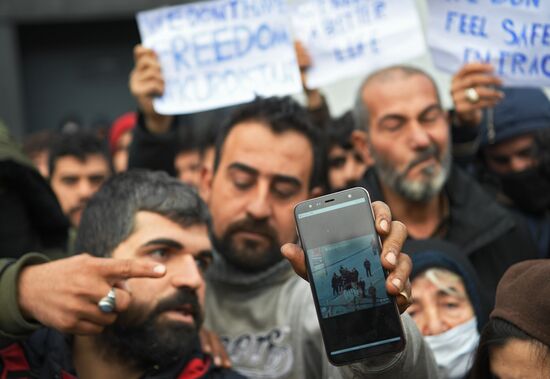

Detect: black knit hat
[481, 87, 550, 146]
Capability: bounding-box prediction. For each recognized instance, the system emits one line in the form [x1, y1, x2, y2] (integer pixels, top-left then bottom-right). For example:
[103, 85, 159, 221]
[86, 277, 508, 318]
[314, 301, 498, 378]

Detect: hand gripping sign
[427, 0, 550, 87]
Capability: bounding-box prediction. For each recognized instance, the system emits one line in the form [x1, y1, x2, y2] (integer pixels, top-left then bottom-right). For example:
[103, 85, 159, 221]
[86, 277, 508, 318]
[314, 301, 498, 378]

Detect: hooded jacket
[0, 122, 68, 258]
[358, 167, 537, 308]
[405, 239, 489, 330]
[204, 252, 439, 379]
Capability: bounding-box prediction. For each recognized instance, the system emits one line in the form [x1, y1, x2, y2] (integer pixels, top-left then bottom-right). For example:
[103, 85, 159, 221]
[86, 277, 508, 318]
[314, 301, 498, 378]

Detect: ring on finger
[98, 288, 117, 313]
[465, 87, 480, 104]
[398, 279, 412, 303]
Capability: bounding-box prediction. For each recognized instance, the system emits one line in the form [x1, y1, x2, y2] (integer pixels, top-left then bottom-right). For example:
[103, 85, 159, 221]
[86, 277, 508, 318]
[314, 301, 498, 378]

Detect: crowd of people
[1, 38, 550, 379]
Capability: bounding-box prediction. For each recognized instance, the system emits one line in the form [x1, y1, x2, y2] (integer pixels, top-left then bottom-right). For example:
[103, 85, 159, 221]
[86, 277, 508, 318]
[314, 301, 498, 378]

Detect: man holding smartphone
[197, 96, 437, 378]
[129, 46, 437, 377]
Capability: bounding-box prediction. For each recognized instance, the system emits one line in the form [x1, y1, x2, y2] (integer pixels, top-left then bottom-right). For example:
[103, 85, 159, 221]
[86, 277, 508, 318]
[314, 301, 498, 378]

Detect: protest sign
[291, 0, 426, 88]
[136, 0, 302, 114]
[427, 0, 550, 87]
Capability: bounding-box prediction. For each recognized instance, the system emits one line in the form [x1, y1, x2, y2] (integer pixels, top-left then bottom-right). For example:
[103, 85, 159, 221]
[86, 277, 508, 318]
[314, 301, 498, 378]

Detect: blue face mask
[424, 318, 479, 379]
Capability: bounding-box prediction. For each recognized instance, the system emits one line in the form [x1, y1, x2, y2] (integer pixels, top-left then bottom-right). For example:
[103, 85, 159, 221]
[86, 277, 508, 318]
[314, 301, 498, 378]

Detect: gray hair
[353, 65, 442, 132]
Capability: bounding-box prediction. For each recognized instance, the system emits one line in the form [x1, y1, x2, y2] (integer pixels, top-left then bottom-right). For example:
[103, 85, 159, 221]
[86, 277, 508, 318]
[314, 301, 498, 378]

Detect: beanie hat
[481, 87, 550, 146]
[109, 112, 136, 154]
[491, 260, 550, 347]
[405, 239, 488, 330]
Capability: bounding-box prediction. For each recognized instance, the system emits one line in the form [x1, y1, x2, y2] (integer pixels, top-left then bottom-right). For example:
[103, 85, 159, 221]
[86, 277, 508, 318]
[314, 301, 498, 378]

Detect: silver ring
[465, 87, 480, 104]
[98, 288, 116, 313]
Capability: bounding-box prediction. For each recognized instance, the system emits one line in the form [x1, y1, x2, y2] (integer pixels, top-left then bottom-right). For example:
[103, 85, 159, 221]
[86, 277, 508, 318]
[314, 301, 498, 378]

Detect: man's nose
[246, 182, 272, 220]
[77, 179, 95, 199]
[409, 122, 431, 150]
[509, 155, 533, 173]
[171, 255, 203, 291]
[422, 306, 448, 336]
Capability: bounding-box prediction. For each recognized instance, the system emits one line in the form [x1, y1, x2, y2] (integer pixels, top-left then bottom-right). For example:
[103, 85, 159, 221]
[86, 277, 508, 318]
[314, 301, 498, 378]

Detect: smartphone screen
[294, 187, 405, 365]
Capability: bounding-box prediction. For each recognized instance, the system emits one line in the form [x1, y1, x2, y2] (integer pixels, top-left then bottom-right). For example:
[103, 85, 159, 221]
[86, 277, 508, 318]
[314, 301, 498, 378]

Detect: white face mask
[424, 317, 479, 379]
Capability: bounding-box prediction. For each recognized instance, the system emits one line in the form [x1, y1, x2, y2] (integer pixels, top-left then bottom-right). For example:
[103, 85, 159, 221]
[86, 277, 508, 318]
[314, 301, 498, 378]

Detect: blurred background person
[0, 120, 68, 258]
[326, 111, 370, 191]
[478, 88, 550, 258]
[174, 128, 202, 188]
[405, 239, 487, 379]
[48, 130, 112, 231]
[469, 260, 550, 379]
[21, 130, 55, 178]
[108, 111, 136, 173]
[450, 65, 550, 258]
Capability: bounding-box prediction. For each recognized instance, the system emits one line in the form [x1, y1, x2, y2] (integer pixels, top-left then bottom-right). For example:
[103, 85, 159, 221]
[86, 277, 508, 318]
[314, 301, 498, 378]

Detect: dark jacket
[127, 112, 182, 176]
[0, 328, 245, 379]
[0, 123, 68, 258]
[358, 167, 538, 307]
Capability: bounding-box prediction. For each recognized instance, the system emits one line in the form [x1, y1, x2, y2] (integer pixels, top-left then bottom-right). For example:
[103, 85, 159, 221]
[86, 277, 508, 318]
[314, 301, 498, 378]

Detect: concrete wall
[0, 0, 191, 139]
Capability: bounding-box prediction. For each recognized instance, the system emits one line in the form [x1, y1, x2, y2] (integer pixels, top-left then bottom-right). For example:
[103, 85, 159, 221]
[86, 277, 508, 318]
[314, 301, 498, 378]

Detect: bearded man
[0, 171, 244, 378]
[351, 65, 537, 309]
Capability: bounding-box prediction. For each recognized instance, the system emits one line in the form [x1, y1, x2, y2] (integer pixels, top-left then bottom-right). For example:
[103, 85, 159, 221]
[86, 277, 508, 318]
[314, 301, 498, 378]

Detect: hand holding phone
[290, 188, 410, 365]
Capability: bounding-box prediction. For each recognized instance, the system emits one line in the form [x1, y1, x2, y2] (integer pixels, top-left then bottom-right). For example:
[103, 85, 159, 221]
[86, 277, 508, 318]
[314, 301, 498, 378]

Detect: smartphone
[294, 187, 405, 365]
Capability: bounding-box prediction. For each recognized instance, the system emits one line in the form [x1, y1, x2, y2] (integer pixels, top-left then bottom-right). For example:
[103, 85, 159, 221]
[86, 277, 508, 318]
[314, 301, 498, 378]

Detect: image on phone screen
[308, 234, 389, 319]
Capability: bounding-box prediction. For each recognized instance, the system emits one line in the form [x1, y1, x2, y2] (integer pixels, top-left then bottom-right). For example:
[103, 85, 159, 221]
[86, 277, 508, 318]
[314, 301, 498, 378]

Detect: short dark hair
[22, 130, 55, 158]
[213, 96, 326, 189]
[48, 130, 111, 177]
[74, 170, 210, 258]
[328, 111, 355, 150]
[468, 318, 550, 379]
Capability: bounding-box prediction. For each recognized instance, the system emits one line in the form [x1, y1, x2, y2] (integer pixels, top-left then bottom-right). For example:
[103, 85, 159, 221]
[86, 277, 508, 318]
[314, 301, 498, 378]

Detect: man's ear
[198, 166, 213, 203]
[351, 130, 373, 167]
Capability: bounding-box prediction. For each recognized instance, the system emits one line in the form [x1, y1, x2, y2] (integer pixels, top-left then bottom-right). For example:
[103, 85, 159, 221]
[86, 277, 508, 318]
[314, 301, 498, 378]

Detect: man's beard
[210, 216, 283, 272]
[372, 143, 452, 203]
[95, 288, 203, 370]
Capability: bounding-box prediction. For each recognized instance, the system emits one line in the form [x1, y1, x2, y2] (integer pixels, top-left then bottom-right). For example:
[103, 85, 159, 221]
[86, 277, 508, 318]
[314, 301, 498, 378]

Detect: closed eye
[195, 250, 214, 273]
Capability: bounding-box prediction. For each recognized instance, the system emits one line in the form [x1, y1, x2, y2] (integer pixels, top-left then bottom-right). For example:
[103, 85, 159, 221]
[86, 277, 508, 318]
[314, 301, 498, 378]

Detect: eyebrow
[141, 238, 183, 250]
[228, 162, 302, 188]
[228, 162, 259, 176]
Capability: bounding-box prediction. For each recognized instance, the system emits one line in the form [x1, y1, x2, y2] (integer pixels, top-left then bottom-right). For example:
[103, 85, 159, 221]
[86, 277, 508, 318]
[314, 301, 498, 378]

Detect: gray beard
[371, 143, 452, 203]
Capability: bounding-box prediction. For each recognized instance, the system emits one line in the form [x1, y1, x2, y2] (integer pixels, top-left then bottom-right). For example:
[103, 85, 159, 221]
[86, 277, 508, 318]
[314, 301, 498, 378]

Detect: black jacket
[0, 124, 68, 258]
[127, 112, 183, 176]
[0, 328, 245, 379]
[358, 167, 538, 307]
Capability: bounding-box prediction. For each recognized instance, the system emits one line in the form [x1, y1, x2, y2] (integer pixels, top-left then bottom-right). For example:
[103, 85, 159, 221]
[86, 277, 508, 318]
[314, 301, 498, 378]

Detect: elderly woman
[469, 260, 550, 379]
[405, 240, 488, 379]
